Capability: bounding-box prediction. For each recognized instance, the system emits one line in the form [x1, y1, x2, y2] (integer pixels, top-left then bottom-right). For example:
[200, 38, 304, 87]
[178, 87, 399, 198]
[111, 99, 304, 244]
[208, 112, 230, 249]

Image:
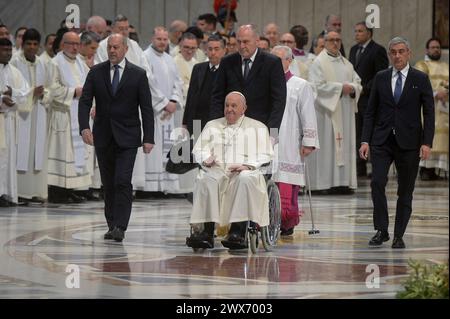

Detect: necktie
[210, 65, 216, 72]
[112, 64, 120, 95]
[394, 71, 402, 103]
[243, 58, 251, 80]
[355, 45, 363, 65]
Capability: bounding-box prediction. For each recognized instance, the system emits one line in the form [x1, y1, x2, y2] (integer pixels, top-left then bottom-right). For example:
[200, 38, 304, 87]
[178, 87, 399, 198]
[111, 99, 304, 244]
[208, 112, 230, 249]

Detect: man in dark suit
[349, 21, 389, 177]
[210, 24, 286, 133]
[182, 34, 226, 136]
[78, 34, 154, 242]
[210, 24, 286, 248]
[360, 37, 434, 249]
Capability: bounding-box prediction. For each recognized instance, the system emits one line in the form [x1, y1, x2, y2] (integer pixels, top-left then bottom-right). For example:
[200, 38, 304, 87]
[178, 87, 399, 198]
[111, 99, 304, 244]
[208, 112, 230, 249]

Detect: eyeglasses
[280, 40, 295, 44]
[182, 45, 197, 51]
[326, 38, 341, 43]
[64, 41, 80, 46]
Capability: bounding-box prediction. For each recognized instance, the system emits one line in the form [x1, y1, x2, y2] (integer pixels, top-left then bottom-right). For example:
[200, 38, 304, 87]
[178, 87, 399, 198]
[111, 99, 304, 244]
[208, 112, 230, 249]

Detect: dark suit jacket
[349, 40, 388, 108]
[78, 59, 154, 148]
[362, 67, 435, 150]
[210, 49, 287, 130]
[182, 61, 214, 134]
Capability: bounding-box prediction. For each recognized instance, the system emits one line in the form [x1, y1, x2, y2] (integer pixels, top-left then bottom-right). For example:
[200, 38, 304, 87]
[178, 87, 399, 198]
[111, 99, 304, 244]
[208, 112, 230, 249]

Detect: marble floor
[0, 178, 447, 299]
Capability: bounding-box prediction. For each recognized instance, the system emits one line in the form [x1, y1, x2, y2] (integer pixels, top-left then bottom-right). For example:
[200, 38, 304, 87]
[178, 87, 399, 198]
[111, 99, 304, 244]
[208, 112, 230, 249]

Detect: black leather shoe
[221, 233, 247, 250]
[392, 237, 405, 249]
[186, 231, 214, 249]
[111, 227, 125, 242]
[369, 230, 390, 246]
[104, 229, 114, 240]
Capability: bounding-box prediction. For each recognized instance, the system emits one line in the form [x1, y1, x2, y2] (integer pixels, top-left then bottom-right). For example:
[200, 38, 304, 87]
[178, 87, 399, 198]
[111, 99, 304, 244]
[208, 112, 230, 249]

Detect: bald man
[187, 91, 273, 250]
[79, 34, 154, 242]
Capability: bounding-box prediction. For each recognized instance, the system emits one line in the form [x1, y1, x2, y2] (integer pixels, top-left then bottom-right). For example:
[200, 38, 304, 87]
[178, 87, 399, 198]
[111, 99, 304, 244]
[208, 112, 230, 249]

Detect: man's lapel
[397, 68, 414, 106]
[103, 62, 114, 97]
[245, 50, 263, 83]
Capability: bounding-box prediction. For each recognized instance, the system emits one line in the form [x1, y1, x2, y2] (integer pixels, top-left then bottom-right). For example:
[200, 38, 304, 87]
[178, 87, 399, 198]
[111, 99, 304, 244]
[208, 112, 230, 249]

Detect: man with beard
[415, 38, 449, 180]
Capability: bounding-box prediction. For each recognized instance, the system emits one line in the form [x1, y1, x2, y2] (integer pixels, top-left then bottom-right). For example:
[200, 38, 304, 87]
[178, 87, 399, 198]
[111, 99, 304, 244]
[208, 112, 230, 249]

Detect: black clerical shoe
[67, 191, 86, 203]
[111, 227, 125, 242]
[104, 229, 114, 240]
[392, 237, 406, 249]
[186, 231, 214, 249]
[221, 233, 247, 250]
[368, 230, 390, 246]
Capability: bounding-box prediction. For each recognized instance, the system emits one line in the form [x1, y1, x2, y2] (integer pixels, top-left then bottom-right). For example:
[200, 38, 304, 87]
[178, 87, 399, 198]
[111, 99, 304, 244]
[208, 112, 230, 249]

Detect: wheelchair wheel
[261, 180, 281, 251]
[249, 230, 258, 254]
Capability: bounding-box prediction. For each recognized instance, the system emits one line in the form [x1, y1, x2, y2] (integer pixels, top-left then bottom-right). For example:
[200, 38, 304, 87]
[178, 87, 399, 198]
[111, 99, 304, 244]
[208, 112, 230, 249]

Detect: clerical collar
[284, 70, 294, 82]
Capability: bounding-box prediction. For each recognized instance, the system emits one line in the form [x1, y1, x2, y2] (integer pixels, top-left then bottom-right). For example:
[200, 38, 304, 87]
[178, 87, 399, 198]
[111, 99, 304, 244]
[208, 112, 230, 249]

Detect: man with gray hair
[79, 31, 101, 68]
[360, 37, 434, 249]
[271, 45, 319, 236]
[86, 16, 107, 40]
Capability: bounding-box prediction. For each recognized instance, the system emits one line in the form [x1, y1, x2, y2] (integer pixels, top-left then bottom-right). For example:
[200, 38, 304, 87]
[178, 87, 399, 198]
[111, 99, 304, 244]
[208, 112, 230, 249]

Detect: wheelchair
[187, 163, 282, 254]
[245, 175, 281, 254]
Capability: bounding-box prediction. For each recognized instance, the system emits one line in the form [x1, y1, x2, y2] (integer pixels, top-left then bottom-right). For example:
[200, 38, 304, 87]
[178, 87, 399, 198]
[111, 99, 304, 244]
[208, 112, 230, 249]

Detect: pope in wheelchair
[186, 91, 274, 250]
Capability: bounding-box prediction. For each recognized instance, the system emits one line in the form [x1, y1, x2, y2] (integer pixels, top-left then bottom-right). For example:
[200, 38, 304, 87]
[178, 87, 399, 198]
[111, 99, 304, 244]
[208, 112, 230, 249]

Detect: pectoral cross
[336, 133, 343, 147]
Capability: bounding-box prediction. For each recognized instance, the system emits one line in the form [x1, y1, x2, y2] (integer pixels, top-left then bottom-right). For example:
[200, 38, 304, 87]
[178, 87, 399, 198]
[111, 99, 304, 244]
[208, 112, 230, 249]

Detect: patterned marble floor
[0, 178, 448, 299]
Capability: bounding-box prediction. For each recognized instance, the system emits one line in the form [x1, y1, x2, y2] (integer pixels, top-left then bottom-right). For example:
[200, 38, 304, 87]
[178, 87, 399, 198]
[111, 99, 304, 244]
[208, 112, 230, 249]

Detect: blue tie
[112, 64, 120, 95]
[394, 71, 402, 103]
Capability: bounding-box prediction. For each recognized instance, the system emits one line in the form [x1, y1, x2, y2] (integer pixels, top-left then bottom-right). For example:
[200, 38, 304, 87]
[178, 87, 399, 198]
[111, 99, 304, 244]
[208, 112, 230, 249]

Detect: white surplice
[272, 75, 320, 186]
[10, 52, 52, 199]
[139, 46, 185, 192]
[0, 63, 29, 202]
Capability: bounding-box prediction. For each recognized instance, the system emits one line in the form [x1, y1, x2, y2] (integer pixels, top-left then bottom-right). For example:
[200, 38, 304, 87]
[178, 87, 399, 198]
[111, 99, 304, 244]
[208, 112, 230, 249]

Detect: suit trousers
[370, 133, 420, 237]
[96, 139, 137, 231]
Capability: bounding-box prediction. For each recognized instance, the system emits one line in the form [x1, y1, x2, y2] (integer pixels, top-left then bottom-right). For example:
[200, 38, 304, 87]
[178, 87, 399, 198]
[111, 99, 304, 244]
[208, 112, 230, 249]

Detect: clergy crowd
[0, 12, 448, 242]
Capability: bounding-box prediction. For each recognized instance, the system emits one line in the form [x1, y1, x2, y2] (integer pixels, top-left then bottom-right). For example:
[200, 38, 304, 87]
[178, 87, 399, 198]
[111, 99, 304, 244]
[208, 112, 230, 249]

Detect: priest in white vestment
[186, 92, 273, 250]
[0, 38, 29, 206]
[10, 29, 52, 203]
[173, 33, 199, 103]
[308, 31, 361, 194]
[271, 46, 320, 236]
[47, 32, 91, 202]
[142, 27, 184, 193]
[415, 38, 449, 180]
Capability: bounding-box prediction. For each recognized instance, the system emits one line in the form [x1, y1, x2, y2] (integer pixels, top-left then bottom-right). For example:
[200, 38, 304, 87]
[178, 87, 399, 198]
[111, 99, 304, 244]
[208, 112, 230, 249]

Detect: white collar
[392, 64, 410, 78]
[111, 58, 126, 69]
[242, 48, 258, 63]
